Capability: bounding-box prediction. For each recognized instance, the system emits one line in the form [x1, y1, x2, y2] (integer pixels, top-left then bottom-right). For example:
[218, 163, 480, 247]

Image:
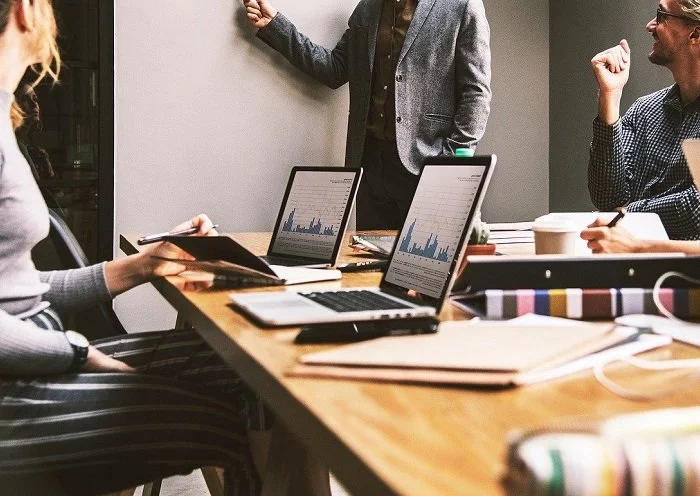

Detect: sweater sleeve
[38, 262, 112, 313]
[0, 309, 74, 376]
[443, 0, 491, 154]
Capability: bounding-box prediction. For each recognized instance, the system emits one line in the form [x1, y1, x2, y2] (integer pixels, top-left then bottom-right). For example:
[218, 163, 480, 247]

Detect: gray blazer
[257, 0, 491, 174]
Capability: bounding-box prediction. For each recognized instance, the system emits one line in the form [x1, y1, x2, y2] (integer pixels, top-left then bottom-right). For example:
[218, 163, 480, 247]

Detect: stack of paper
[485, 221, 534, 245]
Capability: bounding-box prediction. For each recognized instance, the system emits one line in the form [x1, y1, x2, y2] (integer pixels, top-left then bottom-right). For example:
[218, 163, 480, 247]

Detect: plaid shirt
[588, 84, 700, 240]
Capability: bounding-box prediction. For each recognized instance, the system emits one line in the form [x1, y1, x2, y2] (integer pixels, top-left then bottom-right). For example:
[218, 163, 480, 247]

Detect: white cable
[652, 270, 700, 322]
[622, 355, 700, 370]
[594, 359, 700, 401]
[593, 362, 664, 401]
[592, 271, 700, 400]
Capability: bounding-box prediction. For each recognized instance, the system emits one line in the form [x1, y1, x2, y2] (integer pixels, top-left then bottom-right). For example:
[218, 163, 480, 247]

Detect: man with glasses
[588, 0, 700, 240]
[242, 0, 491, 230]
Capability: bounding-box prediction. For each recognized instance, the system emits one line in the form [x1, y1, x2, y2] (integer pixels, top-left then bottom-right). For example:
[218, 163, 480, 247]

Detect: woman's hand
[105, 215, 219, 296]
[580, 217, 640, 253]
[81, 346, 135, 373]
[141, 214, 219, 278]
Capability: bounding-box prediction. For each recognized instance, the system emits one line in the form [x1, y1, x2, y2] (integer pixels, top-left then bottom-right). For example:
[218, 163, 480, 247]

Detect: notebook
[158, 235, 343, 286]
[262, 166, 363, 268]
[229, 155, 496, 326]
[288, 321, 668, 386]
[451, 287, 700, 320]
[505, 407, 700, 495]
[452, 253, 698, 293]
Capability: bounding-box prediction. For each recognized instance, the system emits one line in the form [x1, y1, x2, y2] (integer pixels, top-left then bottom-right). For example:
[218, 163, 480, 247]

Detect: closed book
[451, 287, 700, 319]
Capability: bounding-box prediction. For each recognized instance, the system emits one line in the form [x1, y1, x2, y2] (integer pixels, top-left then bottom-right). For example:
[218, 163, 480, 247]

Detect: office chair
[43, 208, 127, 338]
[38, 209, 224, 496]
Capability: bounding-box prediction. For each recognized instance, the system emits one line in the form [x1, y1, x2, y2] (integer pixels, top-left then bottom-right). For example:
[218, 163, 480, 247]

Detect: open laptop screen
[682, 139, 700, 192]
[382, 160, 493, 303]
[268, 167, 362, 263]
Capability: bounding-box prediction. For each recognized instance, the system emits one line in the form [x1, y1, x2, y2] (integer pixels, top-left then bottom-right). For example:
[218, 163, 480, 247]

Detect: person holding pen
[582, 216, 700, 254]
[0, 1, 292, 493]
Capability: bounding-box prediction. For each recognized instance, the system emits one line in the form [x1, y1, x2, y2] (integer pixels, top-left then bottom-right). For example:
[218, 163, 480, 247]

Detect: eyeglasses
[656, 7, 700, 24]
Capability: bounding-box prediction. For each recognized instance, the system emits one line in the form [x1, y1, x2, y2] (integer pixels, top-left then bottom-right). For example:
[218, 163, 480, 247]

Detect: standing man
[589, 0, 700, 240]
[243, 0, 491, 229]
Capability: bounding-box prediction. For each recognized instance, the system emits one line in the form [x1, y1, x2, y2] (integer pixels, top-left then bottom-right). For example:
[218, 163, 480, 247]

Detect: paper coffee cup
[532, 219, 578, 255]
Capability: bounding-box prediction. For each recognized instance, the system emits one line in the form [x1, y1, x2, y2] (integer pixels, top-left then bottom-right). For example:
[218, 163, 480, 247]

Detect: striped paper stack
[457, 288, 700, 320]
[504, 407, 700, 496]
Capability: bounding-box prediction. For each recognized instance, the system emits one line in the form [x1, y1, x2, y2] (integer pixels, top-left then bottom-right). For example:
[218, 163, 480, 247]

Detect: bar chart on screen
[271, 170, 357, 258]
[385, 165, 485, 297]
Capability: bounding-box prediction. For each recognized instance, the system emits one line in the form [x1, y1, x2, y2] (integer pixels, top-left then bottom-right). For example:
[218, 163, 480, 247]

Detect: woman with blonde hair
[0, 1, 273, 494]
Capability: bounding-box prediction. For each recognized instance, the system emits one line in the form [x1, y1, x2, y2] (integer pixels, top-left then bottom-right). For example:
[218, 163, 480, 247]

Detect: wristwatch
[64, 330, 89, 371]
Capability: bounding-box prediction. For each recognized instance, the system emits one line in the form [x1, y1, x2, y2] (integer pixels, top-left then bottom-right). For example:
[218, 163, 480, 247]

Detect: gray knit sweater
[0, 89, 112, 376]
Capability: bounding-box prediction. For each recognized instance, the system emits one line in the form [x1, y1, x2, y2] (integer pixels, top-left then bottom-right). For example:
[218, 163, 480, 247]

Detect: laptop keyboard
[300, 290, 413, 313]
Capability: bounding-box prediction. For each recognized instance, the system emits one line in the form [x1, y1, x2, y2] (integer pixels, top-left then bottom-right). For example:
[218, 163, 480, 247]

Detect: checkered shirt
[588, 84, 700, 240]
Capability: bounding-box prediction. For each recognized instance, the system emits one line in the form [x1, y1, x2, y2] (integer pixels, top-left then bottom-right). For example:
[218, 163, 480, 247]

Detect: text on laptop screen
[269, 170, 358, 260]
[384, 165, 487, 299]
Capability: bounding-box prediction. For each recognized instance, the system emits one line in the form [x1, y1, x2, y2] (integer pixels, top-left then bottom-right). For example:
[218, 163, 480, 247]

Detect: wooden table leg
[261, 423, 331, 496]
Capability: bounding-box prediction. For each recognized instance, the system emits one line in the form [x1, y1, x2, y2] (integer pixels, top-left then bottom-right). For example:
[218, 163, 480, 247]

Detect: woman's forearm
[103, 252, 156, 296]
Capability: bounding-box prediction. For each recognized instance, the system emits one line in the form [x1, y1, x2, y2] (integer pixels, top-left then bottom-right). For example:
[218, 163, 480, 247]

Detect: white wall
[549, 0, 672, 211]
[478, 0, 549, 222]
[114, 0, 550, 330]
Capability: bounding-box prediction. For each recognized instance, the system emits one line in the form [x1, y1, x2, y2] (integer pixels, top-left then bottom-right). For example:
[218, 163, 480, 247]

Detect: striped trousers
[0, 315, 272, 496]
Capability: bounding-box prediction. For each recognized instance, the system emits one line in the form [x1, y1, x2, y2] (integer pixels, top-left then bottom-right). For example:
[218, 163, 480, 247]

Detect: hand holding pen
[606, 207, 627, 228]
[138, 224, 220, 245]
[137, 214, 220, 279]
[136, 214, 219, 245]
[580, 208, 637, 253]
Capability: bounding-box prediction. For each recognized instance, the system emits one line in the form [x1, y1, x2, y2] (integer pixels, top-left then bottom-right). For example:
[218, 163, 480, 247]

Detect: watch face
[65, 330, 89, 348]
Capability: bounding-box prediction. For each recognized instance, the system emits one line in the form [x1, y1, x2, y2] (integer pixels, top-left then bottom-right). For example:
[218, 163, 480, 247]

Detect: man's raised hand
[591, 39, 631, 94]
[244, 0, 278, 29]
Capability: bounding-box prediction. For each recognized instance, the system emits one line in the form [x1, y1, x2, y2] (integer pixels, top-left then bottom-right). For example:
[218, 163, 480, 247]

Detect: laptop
[261, 166, 363, 268]
[682, 139, 700, 191]
[229, 155, 496, 326]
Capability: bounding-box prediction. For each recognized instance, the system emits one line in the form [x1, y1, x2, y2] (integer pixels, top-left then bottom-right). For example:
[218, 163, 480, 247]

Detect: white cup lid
[532, 218, 578, 233]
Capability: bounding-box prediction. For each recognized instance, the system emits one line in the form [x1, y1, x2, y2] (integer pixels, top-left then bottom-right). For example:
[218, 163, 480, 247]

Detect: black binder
[452, 254, 700, 293]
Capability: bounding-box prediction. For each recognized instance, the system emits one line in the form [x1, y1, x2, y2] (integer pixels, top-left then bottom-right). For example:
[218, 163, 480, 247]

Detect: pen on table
[336, 260, 388, 272]
[606, 208, 627, 228]
[137, 224, 219, 245]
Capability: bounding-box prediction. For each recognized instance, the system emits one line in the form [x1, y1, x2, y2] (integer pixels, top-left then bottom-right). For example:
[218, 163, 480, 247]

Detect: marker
[137, 224, 219, 245]
[607, 208, 627, 228]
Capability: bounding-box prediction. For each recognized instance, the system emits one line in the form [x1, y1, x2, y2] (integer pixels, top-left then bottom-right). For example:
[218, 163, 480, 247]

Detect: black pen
[137, 224, 219, 245]
[607, 208, 627, 228]
[336, 260, 388, 272]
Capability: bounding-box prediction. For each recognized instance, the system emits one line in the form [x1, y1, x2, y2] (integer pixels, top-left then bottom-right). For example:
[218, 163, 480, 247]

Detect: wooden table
[121, 233, 700, 496]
